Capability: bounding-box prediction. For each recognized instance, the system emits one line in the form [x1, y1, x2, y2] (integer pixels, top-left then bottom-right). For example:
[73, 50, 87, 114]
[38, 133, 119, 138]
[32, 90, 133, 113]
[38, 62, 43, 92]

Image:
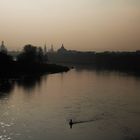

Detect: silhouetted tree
[17, 44, 48, 63]
[37, 47, 44, 63]
[0, 52, 13, 64]
[17, 45, 40, 63]
[43, 53, 48, 63]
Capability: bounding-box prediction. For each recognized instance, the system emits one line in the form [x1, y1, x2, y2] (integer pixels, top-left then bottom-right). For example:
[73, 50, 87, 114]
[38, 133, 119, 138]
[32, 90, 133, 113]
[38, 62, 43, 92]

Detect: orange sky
[0, 0, 140, 51]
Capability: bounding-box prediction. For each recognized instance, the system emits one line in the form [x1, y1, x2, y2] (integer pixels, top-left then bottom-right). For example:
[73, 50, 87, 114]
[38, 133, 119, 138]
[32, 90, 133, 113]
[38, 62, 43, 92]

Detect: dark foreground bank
[0, 62, 70, 78]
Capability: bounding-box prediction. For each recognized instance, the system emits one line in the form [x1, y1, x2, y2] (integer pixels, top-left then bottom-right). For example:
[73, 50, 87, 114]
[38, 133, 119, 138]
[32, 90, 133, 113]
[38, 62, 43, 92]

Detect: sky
[0, 0, 140, 51]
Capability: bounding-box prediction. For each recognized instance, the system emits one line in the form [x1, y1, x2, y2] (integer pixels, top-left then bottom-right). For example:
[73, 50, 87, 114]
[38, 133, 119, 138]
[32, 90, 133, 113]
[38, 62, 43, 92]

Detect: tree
[17, 44, 47, 63]
[37, 47, 44, 63]
[0, 52, 13, 64]
[17, 44, 37, 63]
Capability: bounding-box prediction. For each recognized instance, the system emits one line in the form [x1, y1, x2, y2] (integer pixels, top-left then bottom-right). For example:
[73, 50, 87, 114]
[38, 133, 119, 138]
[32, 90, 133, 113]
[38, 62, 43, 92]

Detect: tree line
[0, 44, 48, 64]
[0, 44, 69, 78]
[48, 50, 140, 73]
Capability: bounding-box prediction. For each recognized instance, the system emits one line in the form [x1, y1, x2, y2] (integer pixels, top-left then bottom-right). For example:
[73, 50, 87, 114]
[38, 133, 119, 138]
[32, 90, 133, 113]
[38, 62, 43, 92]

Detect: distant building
[57, 44, 67, 54]
[0, 41, 7, 53]
[136, 50, 140, 54]
[44, 44, 47, 54]
[48, 44, 54, 53]
[43, 44, 48, 63]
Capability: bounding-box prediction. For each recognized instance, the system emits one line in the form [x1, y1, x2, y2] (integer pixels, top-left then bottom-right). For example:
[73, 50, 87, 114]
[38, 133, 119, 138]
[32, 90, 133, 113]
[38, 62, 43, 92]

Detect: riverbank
[0, 62, 70, 78]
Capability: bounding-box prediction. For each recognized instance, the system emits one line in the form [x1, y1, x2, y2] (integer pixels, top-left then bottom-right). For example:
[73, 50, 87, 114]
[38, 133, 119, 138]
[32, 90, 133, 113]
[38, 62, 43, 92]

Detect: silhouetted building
[0, 41, 7, 53]
[44, 44, 47, 54]
[136, 50, 140, 54]
[43, 44, 48, 63]
[57, 44, 67, 54]
[48, 44, 54, 53]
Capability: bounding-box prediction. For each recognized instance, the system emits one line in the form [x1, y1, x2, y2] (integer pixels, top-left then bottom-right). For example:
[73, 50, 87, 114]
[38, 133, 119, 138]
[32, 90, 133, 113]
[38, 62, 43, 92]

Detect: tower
[61, 44, 64, 49]
[0, 41, 7, 53]
[2, 41, 4, 46]
[44, 43, 47, 54]
[57, 44, 67, 53]
[50, 44, 54, 53]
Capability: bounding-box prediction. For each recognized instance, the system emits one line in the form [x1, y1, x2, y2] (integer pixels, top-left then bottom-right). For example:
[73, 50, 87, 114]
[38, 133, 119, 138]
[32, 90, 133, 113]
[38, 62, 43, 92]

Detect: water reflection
[0, 79, 14, 99]
[73, 66, 140, 82]
[0, 67, 140, 100]
[0, 76, 45, 100]
[0, 68, 140, 140]
[74, 65, 140, 78]
[16, 76, 42, 91]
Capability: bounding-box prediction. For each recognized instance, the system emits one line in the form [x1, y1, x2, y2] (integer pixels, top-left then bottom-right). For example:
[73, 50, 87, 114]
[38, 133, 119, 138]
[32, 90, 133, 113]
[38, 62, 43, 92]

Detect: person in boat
[69, 119, 73, 129]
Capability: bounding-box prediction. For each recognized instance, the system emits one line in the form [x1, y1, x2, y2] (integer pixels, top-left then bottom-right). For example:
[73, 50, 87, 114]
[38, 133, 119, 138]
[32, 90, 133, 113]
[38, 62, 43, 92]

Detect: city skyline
[0, 0, 140, 51]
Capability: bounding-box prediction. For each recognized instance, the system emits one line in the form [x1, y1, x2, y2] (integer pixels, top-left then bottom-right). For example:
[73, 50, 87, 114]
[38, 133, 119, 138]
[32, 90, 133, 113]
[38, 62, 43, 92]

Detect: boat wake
[68, 113, 109, 128]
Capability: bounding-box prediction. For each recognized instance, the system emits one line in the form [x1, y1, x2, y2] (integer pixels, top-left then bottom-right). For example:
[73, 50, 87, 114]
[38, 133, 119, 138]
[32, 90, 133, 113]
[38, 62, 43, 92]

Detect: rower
[69, 119, 73, 129]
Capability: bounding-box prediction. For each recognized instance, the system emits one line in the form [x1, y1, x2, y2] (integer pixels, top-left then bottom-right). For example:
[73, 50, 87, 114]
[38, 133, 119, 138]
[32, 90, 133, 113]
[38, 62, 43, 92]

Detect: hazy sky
[0, 0, 140, 51]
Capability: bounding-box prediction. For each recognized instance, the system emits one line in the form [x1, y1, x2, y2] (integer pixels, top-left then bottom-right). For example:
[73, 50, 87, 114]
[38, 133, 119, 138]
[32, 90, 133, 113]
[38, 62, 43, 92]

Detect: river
[0, 67, 140, 140]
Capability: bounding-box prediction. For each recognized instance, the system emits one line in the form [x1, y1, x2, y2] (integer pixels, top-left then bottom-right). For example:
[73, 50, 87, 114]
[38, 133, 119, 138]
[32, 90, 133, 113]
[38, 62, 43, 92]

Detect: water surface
[0, 68, 140, 140]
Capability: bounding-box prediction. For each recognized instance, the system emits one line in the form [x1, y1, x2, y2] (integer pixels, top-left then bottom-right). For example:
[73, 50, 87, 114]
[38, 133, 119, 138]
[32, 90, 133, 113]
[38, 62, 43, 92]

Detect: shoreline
[0, 62, 70, 79]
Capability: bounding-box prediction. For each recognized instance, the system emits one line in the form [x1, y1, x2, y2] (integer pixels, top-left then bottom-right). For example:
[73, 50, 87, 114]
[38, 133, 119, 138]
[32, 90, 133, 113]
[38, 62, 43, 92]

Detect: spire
[2, 41, 4, 46]
[50, 44, 54, 53]
[44, 43, 47, 54]
[51, 44, 53, 49]
[61, 44, 64, 48]
[57, 43, 67, 53]
[0, 41, 7, 53]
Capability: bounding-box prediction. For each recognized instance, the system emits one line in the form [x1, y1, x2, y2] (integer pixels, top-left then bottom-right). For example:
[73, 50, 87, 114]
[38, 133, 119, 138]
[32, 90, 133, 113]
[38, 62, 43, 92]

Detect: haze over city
[0, 0, 140, 51]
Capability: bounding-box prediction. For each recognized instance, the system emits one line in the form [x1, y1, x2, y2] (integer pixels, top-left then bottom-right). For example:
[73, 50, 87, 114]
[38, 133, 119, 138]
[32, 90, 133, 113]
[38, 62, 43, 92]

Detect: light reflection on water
[0, 68, 140, 140]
